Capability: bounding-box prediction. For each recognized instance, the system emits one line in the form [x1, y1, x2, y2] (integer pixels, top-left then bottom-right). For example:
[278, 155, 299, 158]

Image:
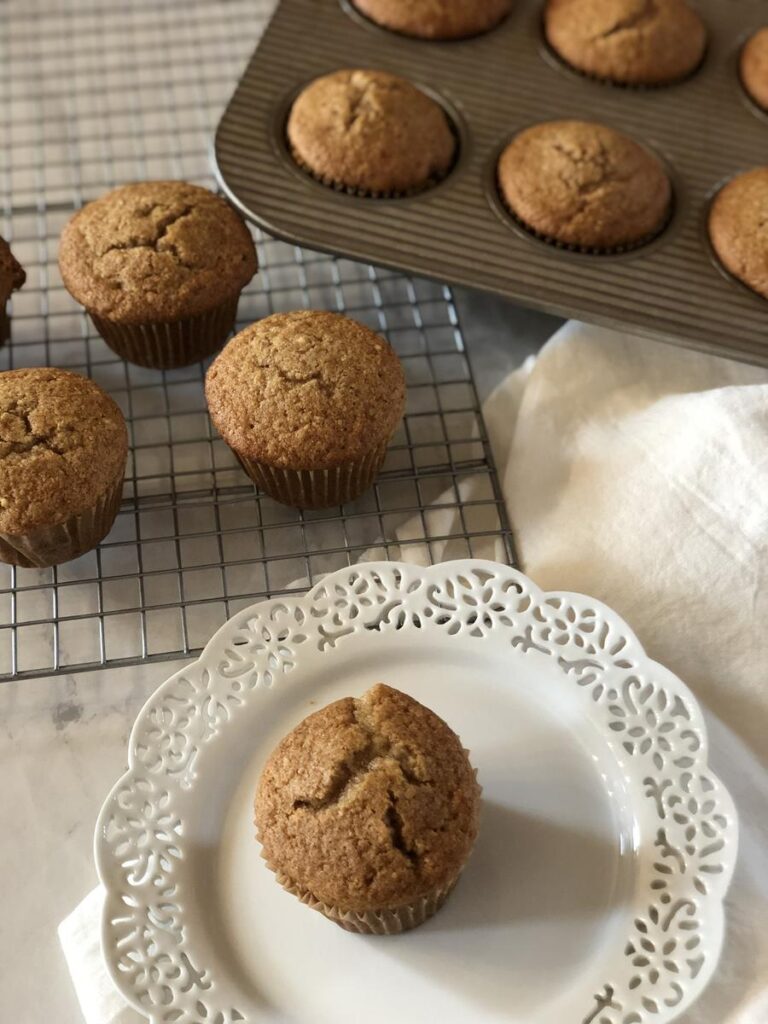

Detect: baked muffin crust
[0, 368, 127, 534]
[58, 181, 257, 323]
[709, 168, 768, 300]
[0, 236, 25, 306]
[352, 0, 512, 40]
[205, 310, 405, 470]
[544, 0, 706, 86]
[255, 684, 480, 912]
[741, 28, 768, 112]
[287, 69, 456, 194]
[498, 120, 671, 250]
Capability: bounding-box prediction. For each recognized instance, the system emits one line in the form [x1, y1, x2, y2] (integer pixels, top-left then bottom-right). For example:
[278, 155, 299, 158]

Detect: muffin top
[0, 236, 26, 305]
[741, 28, 768, 111]
[287, 69, 456, 195]
[58, 181, 257, 324]
[255, 684, 481, 912]
[205, 310, 406, 470]
[0, 368, 128, 534]
[709, 168, 768, 300]
[544, 0, 706, 86]
[352, 0, 512, 39]
[498, 120, 671, 250]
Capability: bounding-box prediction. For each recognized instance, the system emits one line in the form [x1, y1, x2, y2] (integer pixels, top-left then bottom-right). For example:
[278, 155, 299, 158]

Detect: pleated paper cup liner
[89, 294, 240, 369]
[0, 471, 125, 568]
[233, 441, 390, 509]
[255, 830, 460, 935]
[289, 147, 454, 200]
[274, 870, 459, 934]
[543, 40, 708, 92]
[0, 306, 9, 345]
[499, 189, 673, 257]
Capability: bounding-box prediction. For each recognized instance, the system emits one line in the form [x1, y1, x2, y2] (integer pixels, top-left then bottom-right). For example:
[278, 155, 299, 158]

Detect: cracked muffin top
[0, 368, 128, 534]
[286, 69, 456, 195]
[497, 120, 671, 251]
[709, 168, 768, 301]
[58, 181, 257, 323]
[352, 0, 512, 40]
[255, 684, 481, 912]
[544, 0, 706, 86]
[205, 310, 406, 470]
[0, 236, 26, 306]
[741, 28, 768, 112]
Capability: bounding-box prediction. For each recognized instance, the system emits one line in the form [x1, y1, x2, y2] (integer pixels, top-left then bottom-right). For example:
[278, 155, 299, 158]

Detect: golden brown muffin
[709, 168, 768, 300]
[544, 0, 706, 86]
[255, 684, 481, 934]
[497, 120, 672, 251]
[0, 368, 128, 567]
[58, 181, 257, 369]
[741, 28, 768, 112]
[286, 69, 456, 195]
[205, 310, 406, 508]
[352, 0, 512, 39]
[0, 236, 26, 345]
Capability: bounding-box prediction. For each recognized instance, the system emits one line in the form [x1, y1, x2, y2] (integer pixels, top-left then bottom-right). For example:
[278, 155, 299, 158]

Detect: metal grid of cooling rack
[0, 0, 513, 680]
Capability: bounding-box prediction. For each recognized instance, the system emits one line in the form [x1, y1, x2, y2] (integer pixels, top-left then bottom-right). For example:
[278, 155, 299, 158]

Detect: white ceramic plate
[95, 561, 737, 1024]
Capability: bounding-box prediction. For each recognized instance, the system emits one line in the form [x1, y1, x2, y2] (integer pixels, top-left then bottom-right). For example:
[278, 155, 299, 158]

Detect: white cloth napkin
[60, 321, 768, 1023]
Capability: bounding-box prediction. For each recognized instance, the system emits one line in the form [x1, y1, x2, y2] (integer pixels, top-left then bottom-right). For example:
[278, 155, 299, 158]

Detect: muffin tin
[214, 0, 768, 365]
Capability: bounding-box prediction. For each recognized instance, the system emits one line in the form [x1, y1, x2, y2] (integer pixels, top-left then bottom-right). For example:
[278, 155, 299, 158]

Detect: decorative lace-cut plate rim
[94, 559, 738, 1024]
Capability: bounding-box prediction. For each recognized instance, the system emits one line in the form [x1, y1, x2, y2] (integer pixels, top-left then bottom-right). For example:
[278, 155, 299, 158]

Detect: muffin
[0, 368, 128, 567]
[58, 181, 257, 369]
[287, 69, 456, 196]
[352, 0, 512, 39]
[497, 120, 672, 252]
[255, 684, 481, 934]
[205, 310, 406, 509]
[0, 236, 26, 345]
[544, 0, 706, 87]
[741, 28, 768, 112]
[709, 168, 768, 300]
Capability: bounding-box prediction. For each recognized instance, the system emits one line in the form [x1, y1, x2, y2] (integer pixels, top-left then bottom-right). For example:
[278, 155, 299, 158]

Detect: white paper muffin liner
[0, 471, 125, 568]
[234, 440, 390, 509]
[90, 294, 240, 369]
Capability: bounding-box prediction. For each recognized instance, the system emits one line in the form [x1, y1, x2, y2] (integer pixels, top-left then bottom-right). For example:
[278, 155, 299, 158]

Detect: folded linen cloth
[60, 321, 768, 1023]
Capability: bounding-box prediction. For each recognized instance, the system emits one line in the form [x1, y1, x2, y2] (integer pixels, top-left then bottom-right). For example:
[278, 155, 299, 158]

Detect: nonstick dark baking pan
[214, 0, 768, 365]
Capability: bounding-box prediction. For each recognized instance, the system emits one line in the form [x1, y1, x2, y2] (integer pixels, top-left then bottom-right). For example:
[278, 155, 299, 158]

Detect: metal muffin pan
[215, 0, 768, 365]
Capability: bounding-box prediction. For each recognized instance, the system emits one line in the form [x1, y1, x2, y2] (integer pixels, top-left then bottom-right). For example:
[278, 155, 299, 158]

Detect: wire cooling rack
[0, 0, 513, 680]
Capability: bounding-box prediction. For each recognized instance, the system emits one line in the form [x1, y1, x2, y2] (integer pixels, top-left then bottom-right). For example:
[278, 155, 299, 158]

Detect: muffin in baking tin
[287, 69, 456, 196]
[497, 120, 672, 253]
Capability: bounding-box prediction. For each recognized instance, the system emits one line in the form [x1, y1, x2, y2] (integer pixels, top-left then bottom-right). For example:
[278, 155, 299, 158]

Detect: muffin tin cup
[232, 441, 390, 510]
[89, 295, 241, 370]
[0, 470, 125, 569]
